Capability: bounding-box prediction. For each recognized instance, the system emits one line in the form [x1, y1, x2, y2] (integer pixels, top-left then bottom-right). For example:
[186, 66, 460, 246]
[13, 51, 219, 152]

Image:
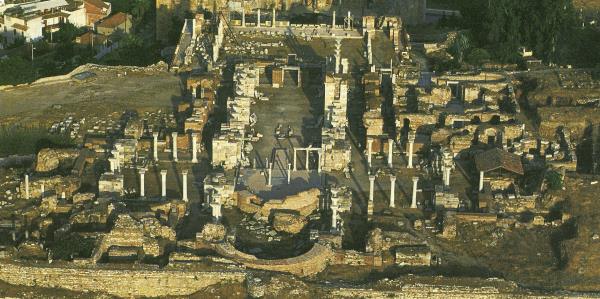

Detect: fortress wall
[0, 261, 246, 297]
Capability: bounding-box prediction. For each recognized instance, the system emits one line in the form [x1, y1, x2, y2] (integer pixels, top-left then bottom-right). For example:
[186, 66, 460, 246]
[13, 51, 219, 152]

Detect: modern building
[0, 0, 86, 43]
[83, 0, 110, 27]
[95, 11, 131, 36]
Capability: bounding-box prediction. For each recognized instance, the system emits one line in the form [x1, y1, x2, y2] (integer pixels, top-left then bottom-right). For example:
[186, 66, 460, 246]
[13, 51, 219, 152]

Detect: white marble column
[211, 201, 222, 221]
[242, 7, 246, 27]
[108, 158, 117, 173]
[267, 162, 273, 186]
[479, 171, 484, 192]
[111, 150, 120, 172]
[368, 175, 375, 202]
[287, 163, 292, 184]
[181, 170, 188, 202]
[332, 10, 336, 27]
[161, 170, 167, 198]
[171, 132, 178, 162]
[407, 132, 415, 168]
[139, 169, 145, 197]
[389, 175, 396, 208]
[191, 133, 198, 163]
[293, 149, 297, 171]
[367, 35, 373, 65]
[24, 174, 30, 200]
[367, 138, 374, 167]
[272, 8, 276, 27]
[317, 150, 322, 173]
[331, 198, 338, 230]
[153, 132, 159, 161]
[347, 11, 351, 29]
[411, 176, 419, 208]
[305, 150, 310, 170]
[388, 140, 394, 167]
[444, 168, 451, 187]
[257, 9, 261, 27]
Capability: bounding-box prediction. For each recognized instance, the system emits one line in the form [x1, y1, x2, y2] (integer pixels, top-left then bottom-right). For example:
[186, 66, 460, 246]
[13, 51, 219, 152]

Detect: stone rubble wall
[0, 62, 169, 91]
[0, 261, 245, 297]
[329, 287, 551, 299]
[214, 242, 333, 276]
[255, 188, 320, 220]
[35, 148, 80, 173]
[20, 175, 81, 199]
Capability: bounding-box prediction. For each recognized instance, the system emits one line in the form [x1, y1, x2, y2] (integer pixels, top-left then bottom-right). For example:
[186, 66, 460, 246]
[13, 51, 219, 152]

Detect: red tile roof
[97, 12, 129, 29]
[76, 31, 108, 45]
[475, 148, 524, 175]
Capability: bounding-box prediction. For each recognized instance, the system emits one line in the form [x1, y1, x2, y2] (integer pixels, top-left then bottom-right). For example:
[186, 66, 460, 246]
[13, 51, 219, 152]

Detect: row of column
[21, 176, 61, 200]
[138, 168, 189, 202]
[367, 174, 419, 212]
[153, 132, 198, 163]
[365, 133, 415, 168]
[264, 159, 294, 186]
[240, 8, 277, 28]
[292, 148, 322, 172]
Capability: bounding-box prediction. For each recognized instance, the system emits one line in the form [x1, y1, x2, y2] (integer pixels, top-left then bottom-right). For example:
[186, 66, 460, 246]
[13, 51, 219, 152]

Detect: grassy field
[0, 67, 181, 122]
[0, 126, 74, 157]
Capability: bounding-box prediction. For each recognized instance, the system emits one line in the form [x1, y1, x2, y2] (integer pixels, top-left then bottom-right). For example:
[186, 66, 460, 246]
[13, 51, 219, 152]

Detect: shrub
[545, 170, 563, 191]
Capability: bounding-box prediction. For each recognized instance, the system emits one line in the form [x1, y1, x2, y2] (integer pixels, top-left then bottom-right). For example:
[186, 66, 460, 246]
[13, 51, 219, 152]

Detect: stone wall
[35, 148, 80, 173]
[253, 188, 320, 220]
[331, 286, 536, 299]
[20, 175, 81, 199]
[538, 107, 600, 140]
[0, 261, 245, 297]
[214, 242, 333, 276]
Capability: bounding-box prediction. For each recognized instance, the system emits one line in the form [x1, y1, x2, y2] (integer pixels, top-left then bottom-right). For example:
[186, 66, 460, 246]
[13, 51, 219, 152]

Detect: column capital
[171, 131, 178, 137]
[153, 131, 159, 138]
[390, 175, 396, 181]
[369, 175, 375, 181]
[412, 176, 419, 182]
[138, 168, 146, 174]
[191, 132, 198, 138]
[161, 169, 168, 175]
[182, 169, 188, 175]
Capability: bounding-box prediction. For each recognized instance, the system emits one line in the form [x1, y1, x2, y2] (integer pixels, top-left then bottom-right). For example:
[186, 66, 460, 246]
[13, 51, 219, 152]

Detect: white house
[0, 0, 86, 43]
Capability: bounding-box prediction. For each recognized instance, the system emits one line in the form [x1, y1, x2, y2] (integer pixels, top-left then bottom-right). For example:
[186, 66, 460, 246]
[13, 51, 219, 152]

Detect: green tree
[0, 56, 36, 85]
[131, 0, 152, 26]
[449, 33, 470, 63]
[454, 0, 576, 64]
[106, 0, 132, 14]
[100, 34, 158, 66]
[53, 23, 82, 44]
[465, 48, 490, 66]
[545, 170, 563, 191]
